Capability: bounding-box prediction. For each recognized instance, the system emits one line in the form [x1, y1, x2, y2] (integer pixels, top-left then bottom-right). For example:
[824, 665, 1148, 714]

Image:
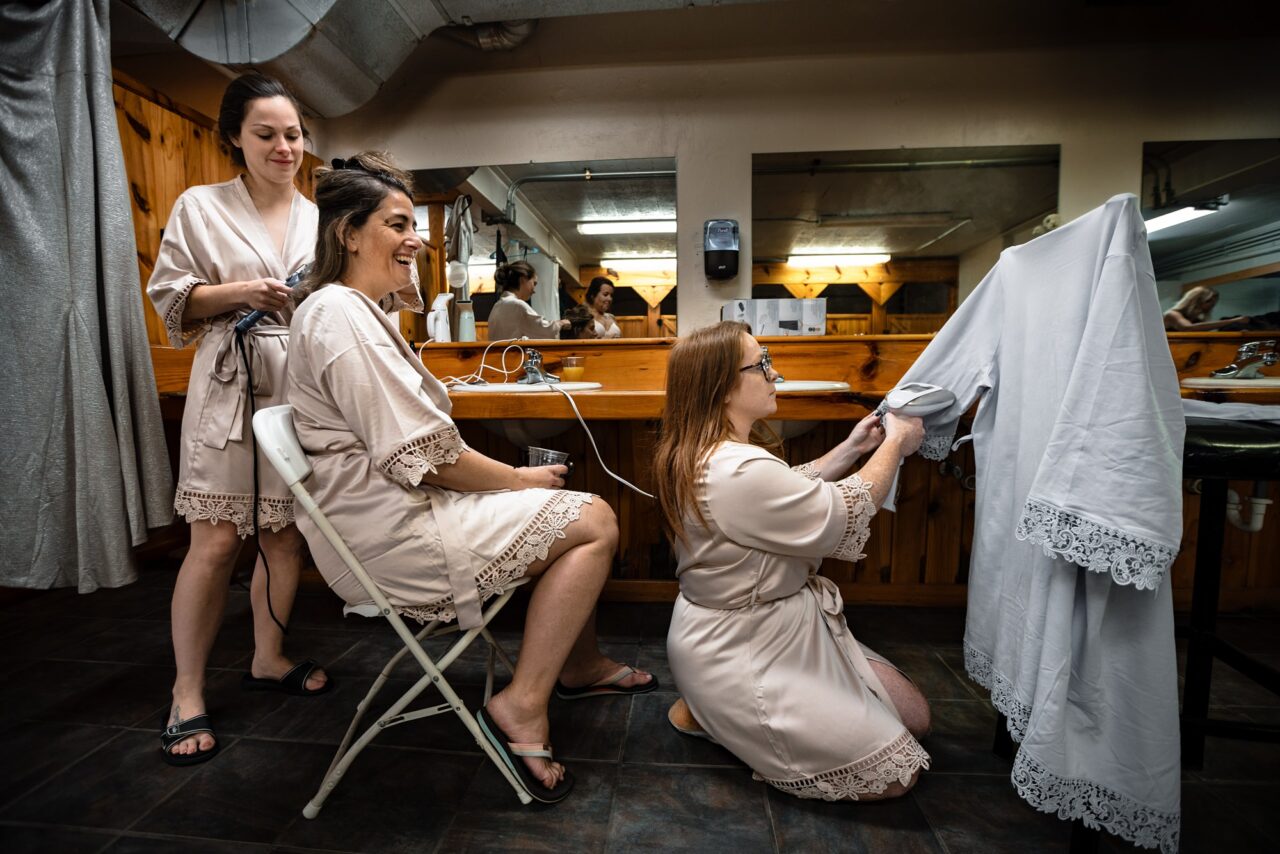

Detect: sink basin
[1181, 377, 1280, 389]
[773, 381, 851, 393]
[452, 381, 603, 393]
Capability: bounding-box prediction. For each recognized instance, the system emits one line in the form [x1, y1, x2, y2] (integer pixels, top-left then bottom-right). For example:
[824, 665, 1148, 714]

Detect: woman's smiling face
[344, 190, 422, 296]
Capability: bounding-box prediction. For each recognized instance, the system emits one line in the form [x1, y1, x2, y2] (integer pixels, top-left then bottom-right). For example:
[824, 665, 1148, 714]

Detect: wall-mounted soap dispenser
[704, 219, 739, 279]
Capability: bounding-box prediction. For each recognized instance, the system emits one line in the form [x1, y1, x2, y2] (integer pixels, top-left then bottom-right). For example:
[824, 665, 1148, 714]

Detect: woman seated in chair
[286, 151, 654, 804]
[654, 322, 931, 801]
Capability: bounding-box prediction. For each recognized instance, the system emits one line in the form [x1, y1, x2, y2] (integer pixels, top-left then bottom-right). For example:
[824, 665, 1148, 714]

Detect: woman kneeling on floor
[286, 152, 655, 804]
[654, 322, 931, 801]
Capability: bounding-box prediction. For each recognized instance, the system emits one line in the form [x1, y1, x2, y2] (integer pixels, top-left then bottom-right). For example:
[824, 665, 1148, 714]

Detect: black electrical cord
[235, 327, 288, 636]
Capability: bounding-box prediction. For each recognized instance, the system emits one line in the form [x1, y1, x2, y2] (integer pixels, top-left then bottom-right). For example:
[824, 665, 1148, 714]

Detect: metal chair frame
[251, 404, 534, 816]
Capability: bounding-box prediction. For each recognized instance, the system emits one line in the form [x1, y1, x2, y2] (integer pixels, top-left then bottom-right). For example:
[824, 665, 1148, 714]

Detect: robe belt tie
[201, 323, 289, 449]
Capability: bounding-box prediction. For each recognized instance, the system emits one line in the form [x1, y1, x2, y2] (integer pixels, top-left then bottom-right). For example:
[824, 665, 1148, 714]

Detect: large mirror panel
[410, 157, 677, 343]
[752, 145, 1060, 334]
[1143, 139, 1280, 331]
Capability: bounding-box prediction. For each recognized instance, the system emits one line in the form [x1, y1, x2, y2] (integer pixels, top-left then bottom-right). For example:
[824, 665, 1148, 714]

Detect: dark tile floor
[1, 571, 1277, 853]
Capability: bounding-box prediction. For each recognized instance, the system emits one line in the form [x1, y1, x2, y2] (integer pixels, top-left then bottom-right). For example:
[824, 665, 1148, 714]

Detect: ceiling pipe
[752, 156, 1060, 175]
[504, 169, 676, 224]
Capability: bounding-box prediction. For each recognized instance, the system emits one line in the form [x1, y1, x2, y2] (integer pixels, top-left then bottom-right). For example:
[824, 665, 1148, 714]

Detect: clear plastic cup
[560, 356, 586, 382]
[526, 446, 570, 467]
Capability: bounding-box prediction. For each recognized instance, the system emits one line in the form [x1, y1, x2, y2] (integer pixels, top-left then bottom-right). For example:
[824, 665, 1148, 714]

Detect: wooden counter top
[446, 388, 883, 420]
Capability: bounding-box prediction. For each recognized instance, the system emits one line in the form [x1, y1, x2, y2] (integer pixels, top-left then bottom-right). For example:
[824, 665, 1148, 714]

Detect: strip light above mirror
[578, 220, 677, 234]
[785, 253, 891, 267]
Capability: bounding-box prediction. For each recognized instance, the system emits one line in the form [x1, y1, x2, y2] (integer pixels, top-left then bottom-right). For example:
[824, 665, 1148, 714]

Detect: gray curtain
[0, 0, 173, 591]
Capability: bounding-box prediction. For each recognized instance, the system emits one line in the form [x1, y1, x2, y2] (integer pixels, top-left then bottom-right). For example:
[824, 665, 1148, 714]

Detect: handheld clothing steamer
[873, 383, 957, 513]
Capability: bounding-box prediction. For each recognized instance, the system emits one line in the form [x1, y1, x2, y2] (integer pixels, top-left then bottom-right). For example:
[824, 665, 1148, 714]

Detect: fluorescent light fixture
[599, 256, 678, 272]
[1144, 206, 1216, 234]
[786, 253, 890, 267]
[578, 220, 677, 235]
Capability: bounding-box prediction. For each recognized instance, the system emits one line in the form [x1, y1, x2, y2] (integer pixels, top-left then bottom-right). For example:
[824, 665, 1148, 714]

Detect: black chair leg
[993, 712, 1015, 761]
[1182, 477, 1228, 771]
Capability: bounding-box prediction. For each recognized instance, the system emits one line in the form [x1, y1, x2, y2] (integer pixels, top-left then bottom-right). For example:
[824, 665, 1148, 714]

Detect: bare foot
[165, 694, 214, 757]
[558, 656, 653, 691]
[250, 654, 328, 692]
[485, 689, 565, 790]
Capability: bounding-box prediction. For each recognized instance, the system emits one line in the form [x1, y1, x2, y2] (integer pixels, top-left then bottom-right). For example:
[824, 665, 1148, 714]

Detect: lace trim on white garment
[963, 641, 1032, 741]
[174, 488, 294, 539]
[378, 427, 466, 487]
[1014, 498, 1175, 590]
[831, 475, 875, 562]
[965, 643, 1180, 852]
[919, 432, 955, 461]
[758, 730, 931, 801]
[162, 279, 213, 350]
[1012, 745, 1180, 853]
[398, 491, 592, 625]
[792, 462, 822, 481]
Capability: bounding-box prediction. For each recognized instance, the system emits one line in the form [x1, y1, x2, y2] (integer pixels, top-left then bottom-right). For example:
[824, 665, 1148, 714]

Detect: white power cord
[434, 339, 655, 499]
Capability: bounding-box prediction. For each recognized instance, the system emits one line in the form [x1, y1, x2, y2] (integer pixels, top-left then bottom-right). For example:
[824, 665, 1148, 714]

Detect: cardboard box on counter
[722, 298, 826, 335]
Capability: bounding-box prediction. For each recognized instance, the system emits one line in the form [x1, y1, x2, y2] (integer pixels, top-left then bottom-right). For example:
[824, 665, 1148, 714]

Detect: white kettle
[426, 293, 454, 343]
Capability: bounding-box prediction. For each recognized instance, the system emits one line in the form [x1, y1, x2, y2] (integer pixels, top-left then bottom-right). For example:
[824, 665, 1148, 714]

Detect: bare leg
[869, 660, 931, 739]
[167, 520, 243, 756]
[556, 609, 653, 690]
[841, 661, 928, 803]
[485, 499, 618, 789]
[248, 525, 327, 690]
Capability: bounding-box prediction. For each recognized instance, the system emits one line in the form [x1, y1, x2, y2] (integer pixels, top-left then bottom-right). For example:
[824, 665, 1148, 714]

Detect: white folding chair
[252, 405, 534, 814]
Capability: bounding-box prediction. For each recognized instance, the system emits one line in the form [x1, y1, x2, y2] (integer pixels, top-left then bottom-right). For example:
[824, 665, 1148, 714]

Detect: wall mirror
[751, 145, 1060, 334]
[1143, 139, 1280, 331]
[410, 156, 677, 342]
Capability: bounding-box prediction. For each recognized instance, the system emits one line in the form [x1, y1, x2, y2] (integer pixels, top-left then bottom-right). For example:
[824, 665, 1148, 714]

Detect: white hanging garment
[892, 194, 1183, 852]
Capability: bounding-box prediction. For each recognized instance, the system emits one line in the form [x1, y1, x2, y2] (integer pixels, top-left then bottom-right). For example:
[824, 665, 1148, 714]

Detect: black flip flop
[241, 659, 332, 696]
[555, 665, 659, 700]
[476, 706, 574, 804]
[161, 713, 220, 767]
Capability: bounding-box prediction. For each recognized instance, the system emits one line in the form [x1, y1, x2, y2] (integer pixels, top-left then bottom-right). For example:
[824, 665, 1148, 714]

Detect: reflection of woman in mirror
[562, 303, 599, 340]
[1163, 286, 1249, 331]
[487, 260, 570, 340]
[584, 276, 623, 339]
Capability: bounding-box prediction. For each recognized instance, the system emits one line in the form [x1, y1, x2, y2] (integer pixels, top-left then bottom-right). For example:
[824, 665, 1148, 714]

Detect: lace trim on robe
[757, 730, 931, 801]
[919, 432, 955, 461]
[831, 475, 875, 562]
[963, 641, 1032, 741]
[378, 427, 466, 487]
[1014, 497, 1175, 590]
[792, 462, 822, 481]
[162, 279, 213, 350]
[398, 491, 592, 625]
[174, 488, 294, 539]
[1012, 746, 1179, 854]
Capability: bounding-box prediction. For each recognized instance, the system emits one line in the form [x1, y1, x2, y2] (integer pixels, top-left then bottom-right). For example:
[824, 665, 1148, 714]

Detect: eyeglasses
[739, 347, 773, 380]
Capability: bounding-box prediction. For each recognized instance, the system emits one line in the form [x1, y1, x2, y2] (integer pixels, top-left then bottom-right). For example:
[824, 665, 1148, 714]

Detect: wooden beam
[782, 283, 829, 299]
[753, 258, 957, 287]
[1180, 260, 1280, 291]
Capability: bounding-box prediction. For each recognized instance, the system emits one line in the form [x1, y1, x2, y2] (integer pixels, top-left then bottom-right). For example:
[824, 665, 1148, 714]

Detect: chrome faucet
[1211, 339, 1278, 379]
[518, 349, 560, 384]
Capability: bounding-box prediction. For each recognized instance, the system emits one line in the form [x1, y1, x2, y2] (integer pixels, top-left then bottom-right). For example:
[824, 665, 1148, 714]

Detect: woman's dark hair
[494, 260, 536, 292]
[297, 151, 415, 298]
[563, 304, 595, 339]
[584, 276, 615, 307]
[217, 72, 309, 167]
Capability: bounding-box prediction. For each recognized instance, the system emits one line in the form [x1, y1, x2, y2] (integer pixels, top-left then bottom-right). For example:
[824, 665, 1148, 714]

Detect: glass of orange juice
[561, 356, 586, 382]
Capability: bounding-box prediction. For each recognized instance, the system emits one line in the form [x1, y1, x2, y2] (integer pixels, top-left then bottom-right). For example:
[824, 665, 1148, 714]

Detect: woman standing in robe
[147, 74, 338, 765]
[486, 260, 569, 340]
[584, 276, 622, 339]
[654, 322, 932, 801]
[287, 152, 653, 804]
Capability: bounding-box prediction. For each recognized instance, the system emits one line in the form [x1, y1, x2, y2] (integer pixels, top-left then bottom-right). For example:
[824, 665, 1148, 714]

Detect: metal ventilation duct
[126, 0, 770, 118]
